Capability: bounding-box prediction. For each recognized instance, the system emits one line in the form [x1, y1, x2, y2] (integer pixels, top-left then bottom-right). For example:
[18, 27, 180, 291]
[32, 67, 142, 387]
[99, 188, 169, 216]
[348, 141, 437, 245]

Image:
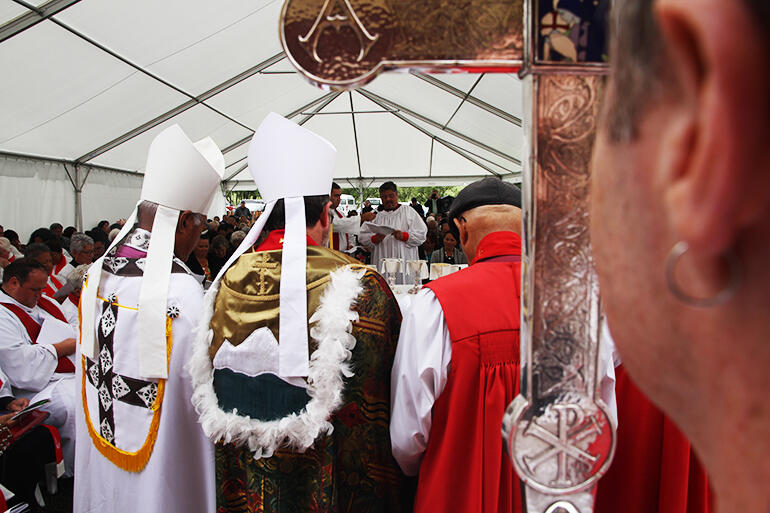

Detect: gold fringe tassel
[81, 316, 173, 472]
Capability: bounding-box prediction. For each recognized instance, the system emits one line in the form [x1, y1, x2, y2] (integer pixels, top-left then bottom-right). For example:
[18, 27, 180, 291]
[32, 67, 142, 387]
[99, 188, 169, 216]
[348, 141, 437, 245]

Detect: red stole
[256, 229, 319, 252]
[43, 254, 68, 297]
[417, 231, 523, 513]
[594, 365, 713, 513]
[0, 297, 75, 373]
[44, 274, 63, 298]
[53, 254, 68, 275]
[331, 209, 344, 250]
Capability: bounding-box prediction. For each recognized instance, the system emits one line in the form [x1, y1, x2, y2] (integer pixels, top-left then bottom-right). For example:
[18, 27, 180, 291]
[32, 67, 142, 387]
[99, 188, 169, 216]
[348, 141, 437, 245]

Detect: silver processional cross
[279, 0, 616, 511]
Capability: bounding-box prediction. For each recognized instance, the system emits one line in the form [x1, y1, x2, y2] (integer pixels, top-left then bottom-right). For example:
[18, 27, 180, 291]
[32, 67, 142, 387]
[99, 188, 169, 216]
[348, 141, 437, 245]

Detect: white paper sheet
[361, 222, 397, 235]
[38, 316, 76, 346]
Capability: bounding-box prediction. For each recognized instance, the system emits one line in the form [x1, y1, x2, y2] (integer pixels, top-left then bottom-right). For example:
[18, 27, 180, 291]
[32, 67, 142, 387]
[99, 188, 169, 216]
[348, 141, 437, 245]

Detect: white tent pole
[411, 72, 523, 126]
[429, 138, 435, 178]
[348, 92, 363, 178]
[356, 90, 506, 177]
[218, 92, 341, 157]
[1, 0, 81, 44]
[442, 74, 484, 129]
[75, 53, 285, 165]
[62, 162, 81, 230]
[74, 165, 83, 231]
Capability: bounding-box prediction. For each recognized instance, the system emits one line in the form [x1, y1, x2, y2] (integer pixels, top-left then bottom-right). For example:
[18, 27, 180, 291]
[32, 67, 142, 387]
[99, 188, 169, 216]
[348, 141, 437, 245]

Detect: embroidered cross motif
[85, 296, 159, 445]
[252, 253, 279, 295]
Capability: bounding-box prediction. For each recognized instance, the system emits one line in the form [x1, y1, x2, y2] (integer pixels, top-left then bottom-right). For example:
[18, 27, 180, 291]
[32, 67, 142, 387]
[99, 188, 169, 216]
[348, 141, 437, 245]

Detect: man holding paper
[0, 258, 77, 476]
[360, 181, 427, 284]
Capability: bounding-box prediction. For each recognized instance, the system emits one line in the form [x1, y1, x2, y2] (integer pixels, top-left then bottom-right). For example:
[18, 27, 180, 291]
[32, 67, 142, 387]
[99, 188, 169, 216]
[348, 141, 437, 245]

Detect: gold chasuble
[206, 245, 407, 513]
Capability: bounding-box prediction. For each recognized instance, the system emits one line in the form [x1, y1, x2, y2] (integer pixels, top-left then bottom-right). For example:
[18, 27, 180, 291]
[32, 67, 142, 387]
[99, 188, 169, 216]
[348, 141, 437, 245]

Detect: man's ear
[319, 202, 332, 229]
[177, 210, 197, 233]
[657, 0, 770, 256]
[454, 218, 469, 247]
[5, 276, 19, 292]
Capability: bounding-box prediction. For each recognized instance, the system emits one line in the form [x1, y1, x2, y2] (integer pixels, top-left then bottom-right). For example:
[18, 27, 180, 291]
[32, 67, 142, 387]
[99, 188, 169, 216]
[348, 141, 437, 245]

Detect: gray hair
[230, 230, 246, 248]
[604, 0, 769, 142]
[70, 233, 94, 254]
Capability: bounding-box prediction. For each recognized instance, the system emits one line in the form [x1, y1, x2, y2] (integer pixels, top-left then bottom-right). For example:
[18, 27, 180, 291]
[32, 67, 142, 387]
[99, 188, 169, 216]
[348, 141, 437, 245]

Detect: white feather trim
[188, 265, 365, 459]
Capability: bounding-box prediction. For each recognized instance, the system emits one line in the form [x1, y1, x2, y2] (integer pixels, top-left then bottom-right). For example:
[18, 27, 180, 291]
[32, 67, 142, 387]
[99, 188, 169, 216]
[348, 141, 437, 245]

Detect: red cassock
[417, 231, 524, 513]
[595, 365, 713, 513]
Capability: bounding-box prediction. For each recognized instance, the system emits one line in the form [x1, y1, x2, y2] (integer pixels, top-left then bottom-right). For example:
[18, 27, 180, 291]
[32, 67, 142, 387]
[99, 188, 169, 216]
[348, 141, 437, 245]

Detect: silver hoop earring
[664, 241, 741, 308]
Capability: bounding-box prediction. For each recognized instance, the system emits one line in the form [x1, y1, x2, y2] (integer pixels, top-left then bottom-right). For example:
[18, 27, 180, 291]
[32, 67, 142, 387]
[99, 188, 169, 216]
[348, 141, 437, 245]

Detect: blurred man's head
[4, 230, 20, 250]
[45, 239, 63, 265]
[25, 243, 53, 274]
[93, 240, 106, 260]
[49, 223, 63, 239]
[590, 1, 770, 508]
[28, 228, 53, 246]
[70, 233, 95, 265]
[1, 259, 48, 307]
[379, 181, 399, 211]
[330, 182, 342, 209]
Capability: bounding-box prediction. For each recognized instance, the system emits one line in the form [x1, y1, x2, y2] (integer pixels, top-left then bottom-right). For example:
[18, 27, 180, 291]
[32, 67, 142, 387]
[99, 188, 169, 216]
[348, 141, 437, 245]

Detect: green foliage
[225, 185, 464, 206]
[340, 185, 463, 204]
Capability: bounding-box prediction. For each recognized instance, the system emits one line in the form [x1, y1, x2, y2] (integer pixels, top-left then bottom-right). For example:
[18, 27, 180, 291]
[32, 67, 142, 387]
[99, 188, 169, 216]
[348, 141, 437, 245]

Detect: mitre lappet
[80, 124, 224, 379]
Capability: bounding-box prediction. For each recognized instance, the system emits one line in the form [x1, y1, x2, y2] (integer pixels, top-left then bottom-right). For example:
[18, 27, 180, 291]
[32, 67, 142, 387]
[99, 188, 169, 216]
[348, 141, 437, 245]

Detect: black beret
[448, 177, 521, 219]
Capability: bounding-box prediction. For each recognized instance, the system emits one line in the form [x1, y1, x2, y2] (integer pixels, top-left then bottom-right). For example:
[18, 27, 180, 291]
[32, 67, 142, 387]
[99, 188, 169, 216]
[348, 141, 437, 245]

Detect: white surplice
[74, 239, 215, 513]
[359, 205, 427, 284]
[331, 208, 360, 250]
[0, 289, 77, 476]
[389, 288, 619, 475]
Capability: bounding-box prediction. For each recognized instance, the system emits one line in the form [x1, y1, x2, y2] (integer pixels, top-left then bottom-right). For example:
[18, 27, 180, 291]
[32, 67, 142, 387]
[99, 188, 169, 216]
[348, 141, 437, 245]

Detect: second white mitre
[81, 125, 224, 379]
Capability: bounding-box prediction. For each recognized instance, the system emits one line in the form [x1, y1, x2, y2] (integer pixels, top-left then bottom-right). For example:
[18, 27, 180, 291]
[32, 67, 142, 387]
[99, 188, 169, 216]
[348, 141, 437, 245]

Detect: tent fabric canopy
[0, 0, 523, 239]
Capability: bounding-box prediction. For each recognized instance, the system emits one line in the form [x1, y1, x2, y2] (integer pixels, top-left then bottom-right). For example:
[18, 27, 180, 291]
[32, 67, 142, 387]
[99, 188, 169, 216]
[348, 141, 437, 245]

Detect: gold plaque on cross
[280, 0, 524, 89]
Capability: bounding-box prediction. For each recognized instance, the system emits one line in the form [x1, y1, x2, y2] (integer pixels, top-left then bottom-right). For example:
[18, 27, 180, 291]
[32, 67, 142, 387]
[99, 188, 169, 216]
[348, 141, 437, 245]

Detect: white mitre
[210, 112, 336, 379]
[81, 124, 225, 379]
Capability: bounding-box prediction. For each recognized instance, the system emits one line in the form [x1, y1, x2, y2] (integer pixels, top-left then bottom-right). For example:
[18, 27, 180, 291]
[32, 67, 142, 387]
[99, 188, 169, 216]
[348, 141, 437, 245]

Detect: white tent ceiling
[0, 0, 523, 235]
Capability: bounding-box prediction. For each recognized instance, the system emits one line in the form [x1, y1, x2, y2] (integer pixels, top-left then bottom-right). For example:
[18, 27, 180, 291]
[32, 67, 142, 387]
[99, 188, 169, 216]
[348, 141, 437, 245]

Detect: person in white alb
[329, 181, 375, 252]
[0, 258, 77, 477]
[74, 125, 223, 513]
[359, 181, 427, 283]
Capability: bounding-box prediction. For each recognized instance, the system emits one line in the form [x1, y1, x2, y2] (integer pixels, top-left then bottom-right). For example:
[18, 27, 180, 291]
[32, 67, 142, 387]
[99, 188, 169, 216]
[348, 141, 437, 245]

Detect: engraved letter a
[299, 0, 380, 63]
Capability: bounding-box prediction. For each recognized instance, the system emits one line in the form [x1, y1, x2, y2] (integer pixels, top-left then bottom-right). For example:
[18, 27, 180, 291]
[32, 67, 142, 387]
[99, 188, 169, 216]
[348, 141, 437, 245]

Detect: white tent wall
[79, 167, 142, 233]
[0, 154, 230, 241]
[0, 155, 76, 241]
[208, 189, 229, 219]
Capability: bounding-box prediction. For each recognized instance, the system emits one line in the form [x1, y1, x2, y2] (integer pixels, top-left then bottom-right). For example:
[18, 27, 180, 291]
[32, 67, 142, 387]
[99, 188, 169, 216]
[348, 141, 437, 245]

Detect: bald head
[454, 204, 522, 261]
